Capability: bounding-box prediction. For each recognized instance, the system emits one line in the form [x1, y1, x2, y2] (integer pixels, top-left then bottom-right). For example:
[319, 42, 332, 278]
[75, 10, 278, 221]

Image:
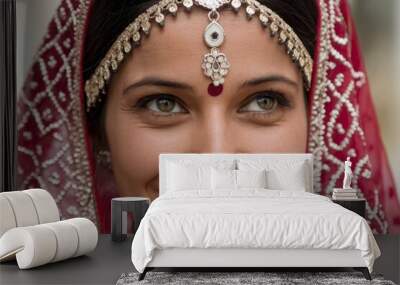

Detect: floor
[0, 234, 399, 284]
[374, 235, 400, 284]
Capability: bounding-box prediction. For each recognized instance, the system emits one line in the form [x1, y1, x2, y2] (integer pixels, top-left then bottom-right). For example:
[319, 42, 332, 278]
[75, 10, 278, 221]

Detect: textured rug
[116, 271, 396, 285]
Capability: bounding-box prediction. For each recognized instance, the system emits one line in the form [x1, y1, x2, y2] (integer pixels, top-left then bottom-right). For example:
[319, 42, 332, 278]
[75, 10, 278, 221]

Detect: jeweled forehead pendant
[200, 6, 230, 96]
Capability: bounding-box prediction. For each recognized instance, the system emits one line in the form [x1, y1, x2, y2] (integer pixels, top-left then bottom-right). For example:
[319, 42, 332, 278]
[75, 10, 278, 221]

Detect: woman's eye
[239, 92, 290, 113]
[139, 95, 186, 114]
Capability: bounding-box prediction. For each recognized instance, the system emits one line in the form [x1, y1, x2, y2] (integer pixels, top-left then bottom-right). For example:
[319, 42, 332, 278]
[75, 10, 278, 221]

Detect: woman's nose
[188, 106, 245, 153]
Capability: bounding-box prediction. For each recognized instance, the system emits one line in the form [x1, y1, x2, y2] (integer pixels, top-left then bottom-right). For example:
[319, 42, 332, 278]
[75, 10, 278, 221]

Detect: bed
[131, 153, 380, 281]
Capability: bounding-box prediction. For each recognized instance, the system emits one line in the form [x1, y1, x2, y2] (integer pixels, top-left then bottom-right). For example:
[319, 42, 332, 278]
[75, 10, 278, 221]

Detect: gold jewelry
[96, 149, 112, 168]
[85, 0, 313, 111]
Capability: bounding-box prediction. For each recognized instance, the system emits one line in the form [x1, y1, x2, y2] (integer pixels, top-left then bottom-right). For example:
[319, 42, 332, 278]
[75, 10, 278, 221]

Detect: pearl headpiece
[85, 0, 313, 111]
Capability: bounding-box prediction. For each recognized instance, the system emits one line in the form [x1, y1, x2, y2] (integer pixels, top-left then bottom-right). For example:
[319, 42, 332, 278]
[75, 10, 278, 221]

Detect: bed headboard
[159, 153, 313, 195]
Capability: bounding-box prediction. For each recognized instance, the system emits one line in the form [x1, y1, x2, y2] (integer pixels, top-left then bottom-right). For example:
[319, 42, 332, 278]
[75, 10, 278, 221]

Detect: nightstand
[111, 197, 150, 242]
[332, 198, 366, 218]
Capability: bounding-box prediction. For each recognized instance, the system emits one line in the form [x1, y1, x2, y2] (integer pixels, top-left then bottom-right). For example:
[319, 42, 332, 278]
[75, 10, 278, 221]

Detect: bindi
[207, 83, 223, 96]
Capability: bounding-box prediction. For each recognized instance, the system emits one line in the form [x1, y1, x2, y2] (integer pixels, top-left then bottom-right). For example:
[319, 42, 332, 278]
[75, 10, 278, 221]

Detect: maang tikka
[201, 5, 230, 96]
[85, 0, 313, 110]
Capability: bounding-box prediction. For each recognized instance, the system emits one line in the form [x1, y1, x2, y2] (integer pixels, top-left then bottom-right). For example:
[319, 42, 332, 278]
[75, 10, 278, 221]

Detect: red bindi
[207, 83, 223, 96]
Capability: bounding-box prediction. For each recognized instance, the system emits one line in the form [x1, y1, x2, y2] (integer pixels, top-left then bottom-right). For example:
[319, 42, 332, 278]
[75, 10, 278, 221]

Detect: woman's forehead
[118, 8, 301, 88]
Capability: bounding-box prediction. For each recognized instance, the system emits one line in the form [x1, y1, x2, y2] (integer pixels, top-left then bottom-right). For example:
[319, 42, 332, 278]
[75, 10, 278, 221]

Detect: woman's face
[104, 8, 308, 199]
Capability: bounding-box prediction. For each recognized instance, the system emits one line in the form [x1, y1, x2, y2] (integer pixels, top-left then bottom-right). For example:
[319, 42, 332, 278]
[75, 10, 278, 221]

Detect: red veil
[17, 0, 400, 233]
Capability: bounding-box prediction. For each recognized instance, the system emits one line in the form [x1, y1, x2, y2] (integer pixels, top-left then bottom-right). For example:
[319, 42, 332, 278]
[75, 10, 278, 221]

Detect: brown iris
[156, 97, 175, 112]
[256, 96, 278, 112]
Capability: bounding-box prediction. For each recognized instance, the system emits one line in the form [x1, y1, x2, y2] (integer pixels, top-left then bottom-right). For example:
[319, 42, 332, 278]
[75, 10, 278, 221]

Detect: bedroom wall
[16, 0, 61, 93]
[11, 1, 400, 282]
[349, 0, 400, 203]
[16, 1, 400, 201]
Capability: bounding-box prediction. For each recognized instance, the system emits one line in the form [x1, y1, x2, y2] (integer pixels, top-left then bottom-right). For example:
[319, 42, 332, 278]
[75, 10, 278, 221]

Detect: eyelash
[132, 91, 291, 115]
[239, 91, 291, 112]
[133, 94, 186, 116]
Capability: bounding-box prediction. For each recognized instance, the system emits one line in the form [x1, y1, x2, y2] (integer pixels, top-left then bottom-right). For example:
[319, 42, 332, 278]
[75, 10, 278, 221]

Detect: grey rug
[116, 271, 396, 285]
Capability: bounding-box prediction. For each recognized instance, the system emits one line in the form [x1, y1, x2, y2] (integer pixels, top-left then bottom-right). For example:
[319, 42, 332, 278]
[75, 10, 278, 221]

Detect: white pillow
[211, 168, 237, 190]
[236, 169, 267, 188]
[238, 159, 309, 191]
[266, 165, 307, 191]
[167, 162, 211, 191]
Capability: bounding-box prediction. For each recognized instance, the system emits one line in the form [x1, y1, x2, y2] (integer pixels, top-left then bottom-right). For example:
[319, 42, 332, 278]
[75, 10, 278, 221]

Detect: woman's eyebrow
[123, 77, 194, 95]
[123, 74, 298, 95]
[240, 75, 298, 89]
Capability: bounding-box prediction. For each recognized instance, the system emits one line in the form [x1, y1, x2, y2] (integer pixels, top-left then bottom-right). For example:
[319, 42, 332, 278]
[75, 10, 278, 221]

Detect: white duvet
[131, 189, 380, 273]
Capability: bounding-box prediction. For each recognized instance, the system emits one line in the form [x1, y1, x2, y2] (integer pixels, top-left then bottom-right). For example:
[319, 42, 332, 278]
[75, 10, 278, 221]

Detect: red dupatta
[17, 0, 400, 233]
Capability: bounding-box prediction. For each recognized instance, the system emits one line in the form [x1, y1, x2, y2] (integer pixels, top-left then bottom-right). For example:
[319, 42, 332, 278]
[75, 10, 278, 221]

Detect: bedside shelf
[111, 197, 150, 242]
[332, 199, 366, 218]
